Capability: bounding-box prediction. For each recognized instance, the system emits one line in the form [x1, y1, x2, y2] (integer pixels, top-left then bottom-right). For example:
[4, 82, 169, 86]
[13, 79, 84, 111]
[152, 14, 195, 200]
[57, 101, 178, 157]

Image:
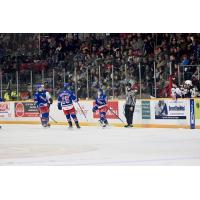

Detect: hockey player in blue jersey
[57, 83, 80, 128]
[92, 89, 109, 127]
[34, 84, 53, 127]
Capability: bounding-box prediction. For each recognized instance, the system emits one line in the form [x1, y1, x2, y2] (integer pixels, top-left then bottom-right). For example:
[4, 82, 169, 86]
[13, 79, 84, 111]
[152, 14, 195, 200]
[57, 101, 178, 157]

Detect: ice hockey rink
[0, 124, 200, 166]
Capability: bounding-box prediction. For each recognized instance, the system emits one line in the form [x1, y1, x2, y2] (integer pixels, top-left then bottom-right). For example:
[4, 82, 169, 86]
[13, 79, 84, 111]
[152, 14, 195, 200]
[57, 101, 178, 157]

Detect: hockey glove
[49, 98, 53, 104]
[92, 106, 98, 112]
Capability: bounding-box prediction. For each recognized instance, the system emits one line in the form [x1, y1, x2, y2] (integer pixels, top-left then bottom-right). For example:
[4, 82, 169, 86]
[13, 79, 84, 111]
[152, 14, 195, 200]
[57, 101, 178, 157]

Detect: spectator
[11, 90, 18, 100]
[1, 33, 200, 99]
[182, 55, 190, 65]
[4, 91, 10, 101]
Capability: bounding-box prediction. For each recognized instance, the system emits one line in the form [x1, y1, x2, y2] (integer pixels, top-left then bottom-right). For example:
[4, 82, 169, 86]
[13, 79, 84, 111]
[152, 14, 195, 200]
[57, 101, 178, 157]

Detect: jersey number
[62, 95, 70, 104]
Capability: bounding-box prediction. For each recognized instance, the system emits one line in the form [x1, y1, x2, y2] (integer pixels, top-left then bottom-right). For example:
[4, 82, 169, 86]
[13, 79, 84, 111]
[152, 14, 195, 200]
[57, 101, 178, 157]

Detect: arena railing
[0, 61, 181, 100]
[177, 64, 200, 85]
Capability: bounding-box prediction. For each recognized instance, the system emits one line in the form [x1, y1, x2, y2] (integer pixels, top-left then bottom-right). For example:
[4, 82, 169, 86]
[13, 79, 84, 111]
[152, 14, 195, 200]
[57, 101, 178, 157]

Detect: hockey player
[92, 89, 108, 127]
[57, 83, 80, 128]
[34, 84, 53, 127]
[182, 80, 193, 98]
[171, 84, 183, 99]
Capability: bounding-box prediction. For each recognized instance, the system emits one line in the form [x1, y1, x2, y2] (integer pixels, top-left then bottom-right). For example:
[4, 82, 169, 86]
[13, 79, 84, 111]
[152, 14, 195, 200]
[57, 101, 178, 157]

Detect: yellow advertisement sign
[194, 99, 200, 119]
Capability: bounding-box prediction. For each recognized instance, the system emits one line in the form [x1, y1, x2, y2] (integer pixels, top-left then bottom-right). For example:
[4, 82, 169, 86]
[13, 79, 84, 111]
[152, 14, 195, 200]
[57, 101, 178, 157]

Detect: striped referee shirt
[125, 90, 136, 106]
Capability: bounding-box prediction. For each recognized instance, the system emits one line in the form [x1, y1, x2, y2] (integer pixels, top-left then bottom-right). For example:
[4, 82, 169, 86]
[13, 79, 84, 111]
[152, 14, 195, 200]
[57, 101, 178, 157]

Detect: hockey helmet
[64, 83, 71, 90]
[97, 88, 103, 96]
[37, 84, 45, 92]
[126, 82, 132, 91]
[184, 80, 193, 86]
[126, 82, 132, 88]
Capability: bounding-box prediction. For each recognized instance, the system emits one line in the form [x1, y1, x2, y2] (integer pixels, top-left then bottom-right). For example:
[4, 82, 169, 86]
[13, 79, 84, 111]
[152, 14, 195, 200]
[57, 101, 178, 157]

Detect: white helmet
[185, 80, 193, 86]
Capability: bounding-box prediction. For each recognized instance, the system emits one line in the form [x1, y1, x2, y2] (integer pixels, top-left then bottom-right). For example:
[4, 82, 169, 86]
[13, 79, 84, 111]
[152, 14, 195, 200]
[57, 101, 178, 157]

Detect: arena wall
[0, 99, 199, 129]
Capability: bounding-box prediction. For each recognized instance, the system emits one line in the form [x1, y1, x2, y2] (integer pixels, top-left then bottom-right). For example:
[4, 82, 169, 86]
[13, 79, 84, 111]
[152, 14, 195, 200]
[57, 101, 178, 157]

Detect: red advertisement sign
[15, 102, 39, 117]
[93, 101, 118, 119]
[0, 102, 11, 117]
[0, 102, 9, 112]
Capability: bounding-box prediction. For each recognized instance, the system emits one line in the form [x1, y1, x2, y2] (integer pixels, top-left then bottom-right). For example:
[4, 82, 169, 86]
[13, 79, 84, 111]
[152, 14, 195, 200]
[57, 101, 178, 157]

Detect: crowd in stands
[1, 33, 200, 100]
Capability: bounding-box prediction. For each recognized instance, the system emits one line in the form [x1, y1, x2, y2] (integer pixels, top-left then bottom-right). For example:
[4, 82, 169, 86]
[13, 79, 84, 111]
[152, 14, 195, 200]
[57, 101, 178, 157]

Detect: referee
[124, 83, 136, 128]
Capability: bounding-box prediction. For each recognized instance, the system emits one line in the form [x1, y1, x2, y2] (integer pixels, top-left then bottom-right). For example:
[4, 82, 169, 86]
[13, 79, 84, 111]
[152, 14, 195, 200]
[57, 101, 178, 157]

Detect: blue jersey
[94, 94, 107, 108]
[92, 93, 108, 113]
[34, 91, 51, 107]
[58, 90, 77, 110]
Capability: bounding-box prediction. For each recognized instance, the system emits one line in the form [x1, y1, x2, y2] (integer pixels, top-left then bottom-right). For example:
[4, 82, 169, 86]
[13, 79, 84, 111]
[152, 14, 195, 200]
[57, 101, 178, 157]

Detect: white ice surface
[0, 124, 200, 165]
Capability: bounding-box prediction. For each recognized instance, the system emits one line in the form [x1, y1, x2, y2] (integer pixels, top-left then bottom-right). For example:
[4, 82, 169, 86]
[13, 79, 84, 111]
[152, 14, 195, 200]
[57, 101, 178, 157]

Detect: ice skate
[68, 121, 73, 129]
[98, 120, 104, 127]
[75, 121, 81, 129]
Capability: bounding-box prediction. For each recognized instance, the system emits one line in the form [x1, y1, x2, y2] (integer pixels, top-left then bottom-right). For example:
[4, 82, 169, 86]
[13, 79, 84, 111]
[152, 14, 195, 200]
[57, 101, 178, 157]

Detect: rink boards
[0, 99, 199, 129]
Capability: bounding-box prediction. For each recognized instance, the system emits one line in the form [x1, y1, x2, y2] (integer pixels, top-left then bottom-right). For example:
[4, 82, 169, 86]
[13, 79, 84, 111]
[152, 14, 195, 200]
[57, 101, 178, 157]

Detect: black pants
[125, 105, 135, 125]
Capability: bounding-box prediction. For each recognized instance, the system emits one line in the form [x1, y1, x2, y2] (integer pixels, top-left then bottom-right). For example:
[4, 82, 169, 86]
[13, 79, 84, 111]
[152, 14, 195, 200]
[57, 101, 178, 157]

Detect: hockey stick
[76, 101, 88, 121]
[107, 106, 125, 124]
[49, 115, 58, 123]
[37, 107, 58, 123]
